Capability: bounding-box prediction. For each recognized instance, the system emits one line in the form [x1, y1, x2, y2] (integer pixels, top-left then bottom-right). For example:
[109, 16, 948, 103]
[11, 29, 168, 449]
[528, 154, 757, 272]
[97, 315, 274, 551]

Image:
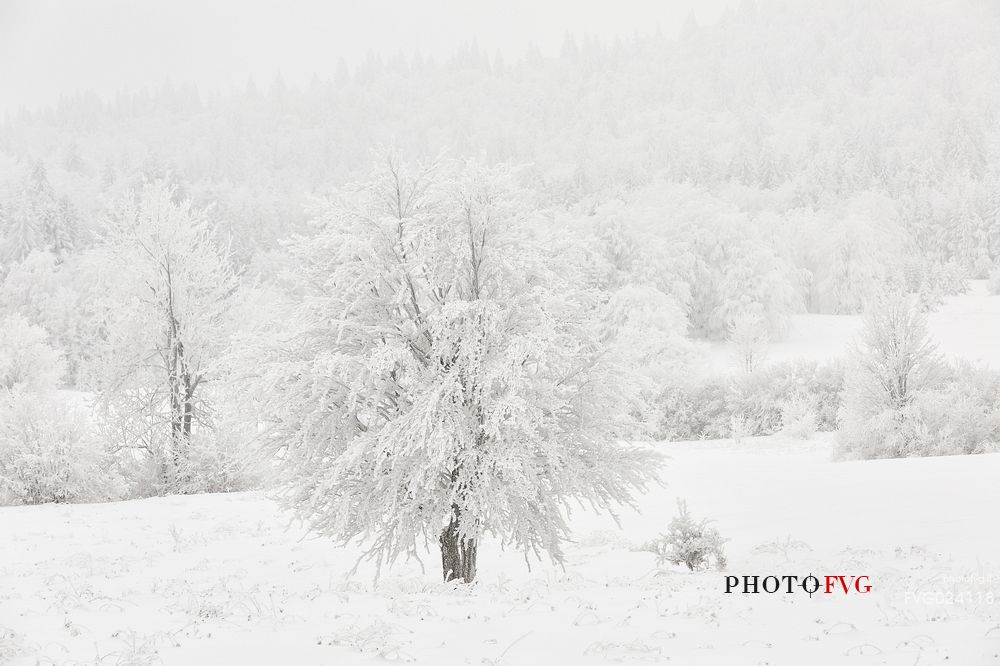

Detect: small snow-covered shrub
[811, 361, 846, 431]
[909, 362, 1000, 456]
[173, 421, 264, 495]
[779, 395, 817, 439]
[0, 389, 124, 505]
[95, 383, 265, 497]
[728, 412, 753, 444]
[728, 369, 789, 435]
[658, 360, 843, 441]
[837, 403, 927, 459]
[643, 500, 727, 571]
[657, 378, 730, 440]
[0, 314, 65, 391]
[730, 360, 844, 435]
[0, 318, 123, 505]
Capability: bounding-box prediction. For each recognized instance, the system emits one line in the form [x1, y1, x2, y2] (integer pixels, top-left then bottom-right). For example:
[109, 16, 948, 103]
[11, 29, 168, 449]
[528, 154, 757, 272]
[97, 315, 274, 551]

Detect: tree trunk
[440, 512, 477, 583]
[166, 310, 196, 488]
[182, 369, 194, 440]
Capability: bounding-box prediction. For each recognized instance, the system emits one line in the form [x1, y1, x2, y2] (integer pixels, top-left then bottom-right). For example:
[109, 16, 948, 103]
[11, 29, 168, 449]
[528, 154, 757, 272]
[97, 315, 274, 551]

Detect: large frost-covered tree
[94, 181, 238, 491]
[256, 156, 658, 583]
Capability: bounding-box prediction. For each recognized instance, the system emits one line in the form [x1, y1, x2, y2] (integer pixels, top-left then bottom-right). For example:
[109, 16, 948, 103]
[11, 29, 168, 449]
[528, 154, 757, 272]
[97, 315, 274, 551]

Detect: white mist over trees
[2, 0, 999, 309]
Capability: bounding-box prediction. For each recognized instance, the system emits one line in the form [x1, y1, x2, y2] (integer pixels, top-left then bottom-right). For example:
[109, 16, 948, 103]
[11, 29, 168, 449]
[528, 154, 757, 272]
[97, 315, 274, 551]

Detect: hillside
[703, 280, 1000, 374]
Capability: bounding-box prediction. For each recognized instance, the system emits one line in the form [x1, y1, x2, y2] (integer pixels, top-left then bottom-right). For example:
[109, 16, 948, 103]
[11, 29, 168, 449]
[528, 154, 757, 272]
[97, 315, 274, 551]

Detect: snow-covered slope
[704, 280, 1000, 374]
[2, 435, 998, 665]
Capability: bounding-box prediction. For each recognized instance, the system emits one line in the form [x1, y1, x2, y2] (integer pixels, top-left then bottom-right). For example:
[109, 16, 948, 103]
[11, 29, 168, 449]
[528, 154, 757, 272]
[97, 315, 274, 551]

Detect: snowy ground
[3, 434, 999, 665]
[5, 287, 1000, 665]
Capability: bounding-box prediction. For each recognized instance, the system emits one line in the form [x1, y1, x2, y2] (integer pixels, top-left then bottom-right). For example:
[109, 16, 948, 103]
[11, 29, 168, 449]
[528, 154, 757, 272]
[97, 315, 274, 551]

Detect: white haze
[0, 0, 733, 114]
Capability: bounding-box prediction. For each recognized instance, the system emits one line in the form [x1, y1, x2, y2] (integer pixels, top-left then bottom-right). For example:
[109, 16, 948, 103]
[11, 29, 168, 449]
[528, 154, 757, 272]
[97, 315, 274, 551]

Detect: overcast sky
[0, 0, 733, 114]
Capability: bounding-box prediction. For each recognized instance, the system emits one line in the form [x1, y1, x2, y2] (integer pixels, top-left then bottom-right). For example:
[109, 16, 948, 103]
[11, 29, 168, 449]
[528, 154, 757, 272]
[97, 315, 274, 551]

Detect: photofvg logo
[725, 574, 872, 597]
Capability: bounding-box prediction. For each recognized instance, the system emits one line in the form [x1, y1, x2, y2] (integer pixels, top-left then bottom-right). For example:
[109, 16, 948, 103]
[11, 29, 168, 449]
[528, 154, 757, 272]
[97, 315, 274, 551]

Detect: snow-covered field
[3, 434, 999, 665]
[5, 289, 1000, 665]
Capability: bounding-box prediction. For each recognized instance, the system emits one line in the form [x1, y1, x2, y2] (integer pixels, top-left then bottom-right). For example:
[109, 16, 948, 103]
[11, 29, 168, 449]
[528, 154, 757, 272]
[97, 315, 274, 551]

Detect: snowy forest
[2, 1, 1000, 664]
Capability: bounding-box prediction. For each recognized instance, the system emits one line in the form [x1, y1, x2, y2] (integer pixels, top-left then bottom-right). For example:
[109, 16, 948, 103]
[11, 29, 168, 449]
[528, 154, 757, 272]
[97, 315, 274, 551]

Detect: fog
[0, 0, 732, 113]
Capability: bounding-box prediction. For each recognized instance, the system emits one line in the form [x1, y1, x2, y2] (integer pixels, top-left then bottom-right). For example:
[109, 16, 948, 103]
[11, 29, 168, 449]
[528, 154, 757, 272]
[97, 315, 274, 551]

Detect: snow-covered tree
[0, 387, 122, 506]
[606, 183, 800, 339]
[0, 192, 42, 267]
[0, 250, 107, 386]
[0, 314, 121, 506]
[816, 194, 904, 314]
[0, 314, 65, 392]
[254, 156, 659, 582]
[94, 180, 238, 492]
[837, 292, 945, 458]
[0, 161, 79, 265]
[728, 310, 769, 374]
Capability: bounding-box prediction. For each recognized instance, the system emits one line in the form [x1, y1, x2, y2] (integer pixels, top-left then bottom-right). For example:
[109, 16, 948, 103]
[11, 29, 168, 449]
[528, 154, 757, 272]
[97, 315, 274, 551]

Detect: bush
[837, 376, 1000, 460]
[936, 361, 1000, 454]
[779, 395, 817, 439]
[657, 360, 844, 441]
[728, 368, 795, 435]
[0, 314, 65, 392]
[109, 408, 265, 498]
[0, 388, 124, 505]
[643, 499, 727, 571]
[837, 403, 926, 459]
[812, 361, 846, 430]
[173, 422, 264, 495]
[657, 378, 730, 440]
[0, 317, 122, 506]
